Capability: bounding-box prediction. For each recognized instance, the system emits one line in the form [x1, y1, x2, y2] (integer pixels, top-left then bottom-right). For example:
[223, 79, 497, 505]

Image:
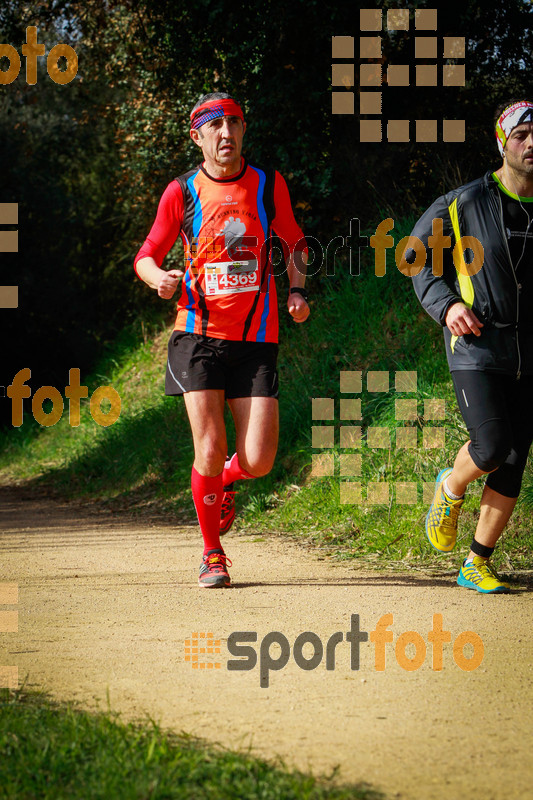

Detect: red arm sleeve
[271, 172, 307, 257]
[133, 181, 185, 276]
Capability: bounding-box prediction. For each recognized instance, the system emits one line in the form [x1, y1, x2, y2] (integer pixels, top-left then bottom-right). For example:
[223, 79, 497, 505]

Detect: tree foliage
[1, 0, 532, 425]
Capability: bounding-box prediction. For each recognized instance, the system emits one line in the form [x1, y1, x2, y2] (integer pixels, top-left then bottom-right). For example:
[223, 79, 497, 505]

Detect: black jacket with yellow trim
[411, 170, 533, 376]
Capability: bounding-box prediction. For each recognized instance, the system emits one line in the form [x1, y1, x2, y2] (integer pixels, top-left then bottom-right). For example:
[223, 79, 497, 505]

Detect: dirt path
[1, 486, 532, 800]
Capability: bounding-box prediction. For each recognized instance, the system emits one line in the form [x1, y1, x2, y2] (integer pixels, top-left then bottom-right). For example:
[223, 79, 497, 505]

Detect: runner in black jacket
[411, 99, 533, 594]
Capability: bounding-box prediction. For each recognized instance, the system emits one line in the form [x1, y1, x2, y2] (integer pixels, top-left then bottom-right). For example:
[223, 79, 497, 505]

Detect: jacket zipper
[494, 189, 522, 379]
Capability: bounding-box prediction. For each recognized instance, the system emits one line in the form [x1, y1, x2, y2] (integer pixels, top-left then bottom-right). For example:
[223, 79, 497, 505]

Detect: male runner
[134, 92, 309, 587]
[411, 99, 533, 593]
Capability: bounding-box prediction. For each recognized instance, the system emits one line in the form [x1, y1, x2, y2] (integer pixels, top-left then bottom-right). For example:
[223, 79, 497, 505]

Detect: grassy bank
[0, 689, 382, 799]
[1, 216, 532, 570]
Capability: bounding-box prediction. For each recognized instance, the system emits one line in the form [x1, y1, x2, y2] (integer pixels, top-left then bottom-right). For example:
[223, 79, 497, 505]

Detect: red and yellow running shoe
[219, 484, 236, 536]
[198, 550, 232, 588]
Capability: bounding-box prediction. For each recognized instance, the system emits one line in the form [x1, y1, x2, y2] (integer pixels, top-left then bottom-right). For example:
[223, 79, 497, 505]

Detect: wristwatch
[289, 287, 309, 302]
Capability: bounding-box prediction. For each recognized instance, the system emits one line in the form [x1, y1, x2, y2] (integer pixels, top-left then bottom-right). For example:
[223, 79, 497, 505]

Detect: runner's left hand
[288, 293, 310, 323]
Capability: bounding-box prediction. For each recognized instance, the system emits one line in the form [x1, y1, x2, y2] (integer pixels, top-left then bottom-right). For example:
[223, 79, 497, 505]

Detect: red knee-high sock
[191, 467, 224, 554]
[223, 453, 255, 486]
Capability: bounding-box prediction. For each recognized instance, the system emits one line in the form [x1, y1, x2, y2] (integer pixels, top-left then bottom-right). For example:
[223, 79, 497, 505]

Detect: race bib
[205, 260, 259, 296]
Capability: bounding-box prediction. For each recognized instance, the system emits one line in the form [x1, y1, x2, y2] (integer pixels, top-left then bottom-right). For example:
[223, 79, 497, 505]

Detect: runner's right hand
[158, 270, 184, 299]
[445, 302, 484, 337]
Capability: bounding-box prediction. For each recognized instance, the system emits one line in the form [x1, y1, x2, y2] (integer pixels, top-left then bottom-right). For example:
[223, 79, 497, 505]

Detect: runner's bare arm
[270, 173, 310, 323]
[135, 256, 184, 299]
[133, 181, 185, 298]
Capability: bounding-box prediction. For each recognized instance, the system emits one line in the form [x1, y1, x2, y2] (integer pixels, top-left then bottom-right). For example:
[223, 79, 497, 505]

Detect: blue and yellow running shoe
[425, 468, 464, 552]
[457, 557, 510, 593]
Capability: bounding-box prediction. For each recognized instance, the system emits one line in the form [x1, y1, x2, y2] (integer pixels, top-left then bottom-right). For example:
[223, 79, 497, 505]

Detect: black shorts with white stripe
[165, 331, 279, 399]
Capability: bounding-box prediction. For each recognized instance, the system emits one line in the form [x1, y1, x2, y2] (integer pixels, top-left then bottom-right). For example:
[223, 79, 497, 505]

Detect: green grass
[0, 319, 196, 518]
[0, 689, 382, 800]
[1, 214, 533, 569]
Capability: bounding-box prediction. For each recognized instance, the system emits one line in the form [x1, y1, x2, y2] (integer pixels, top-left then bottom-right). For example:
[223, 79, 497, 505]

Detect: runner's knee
[485, 463, 524, 498]
[248, 462, 274, 478]
[485, 448, 529, 498]
[193, 439, 227, 475]
[237, 450, 276, 478]
[469, 419, 511, 472]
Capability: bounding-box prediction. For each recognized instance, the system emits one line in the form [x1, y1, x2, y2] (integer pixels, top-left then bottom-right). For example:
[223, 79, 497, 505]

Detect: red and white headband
[495, 101, 533, 155]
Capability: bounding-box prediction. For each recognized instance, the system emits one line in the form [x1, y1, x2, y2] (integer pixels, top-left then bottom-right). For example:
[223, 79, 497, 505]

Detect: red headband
[190, 98, 244, 129]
